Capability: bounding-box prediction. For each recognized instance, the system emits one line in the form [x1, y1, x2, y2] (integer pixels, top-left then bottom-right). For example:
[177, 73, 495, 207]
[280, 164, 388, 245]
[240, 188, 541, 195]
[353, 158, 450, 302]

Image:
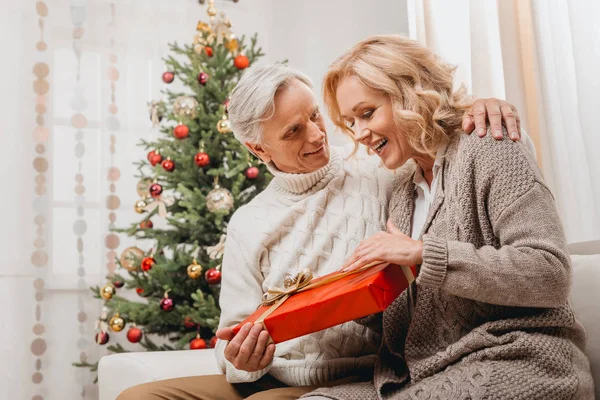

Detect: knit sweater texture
[215, 145, 396, 386]
[306, 130, 594, 400]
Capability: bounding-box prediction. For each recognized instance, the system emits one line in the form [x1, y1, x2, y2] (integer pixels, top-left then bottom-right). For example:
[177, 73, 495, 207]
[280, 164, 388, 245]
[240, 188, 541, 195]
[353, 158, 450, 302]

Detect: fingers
[234, 323, 262, 369]
[484, 100, 503, 139]
[224, 322, 251, 364]
[258, 344, 276, 370]
[462, 109, 475, 134]
[469, 100, 487, 137]
[247, 329, 271, 369]
[386, 220, 403, 235]
[499, 104, 520, 141]
[216, 326, 234, 341]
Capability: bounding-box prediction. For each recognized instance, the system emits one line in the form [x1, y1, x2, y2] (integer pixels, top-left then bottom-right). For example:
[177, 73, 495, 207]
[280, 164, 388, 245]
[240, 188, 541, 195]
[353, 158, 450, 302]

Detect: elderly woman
[116, 63, 523, 400]
[304, 35, 594, 400]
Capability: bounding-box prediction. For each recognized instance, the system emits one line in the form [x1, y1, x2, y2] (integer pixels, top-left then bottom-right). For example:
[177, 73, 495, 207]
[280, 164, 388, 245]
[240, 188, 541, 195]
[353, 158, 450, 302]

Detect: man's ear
[245, 142, 272, 164]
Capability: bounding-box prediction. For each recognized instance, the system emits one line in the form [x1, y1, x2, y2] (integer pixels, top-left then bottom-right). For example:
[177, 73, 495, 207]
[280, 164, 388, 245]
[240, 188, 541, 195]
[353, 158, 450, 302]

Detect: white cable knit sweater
[215, 145, 395, 387]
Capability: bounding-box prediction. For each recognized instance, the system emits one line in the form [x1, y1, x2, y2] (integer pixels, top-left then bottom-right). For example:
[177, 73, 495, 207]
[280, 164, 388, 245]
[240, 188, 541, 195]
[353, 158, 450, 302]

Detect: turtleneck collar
[266, 146, 343, 196]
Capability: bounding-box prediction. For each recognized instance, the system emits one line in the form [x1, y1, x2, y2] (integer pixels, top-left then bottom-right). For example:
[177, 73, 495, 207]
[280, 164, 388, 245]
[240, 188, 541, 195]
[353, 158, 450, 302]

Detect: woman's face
[336, 76, 416, 170]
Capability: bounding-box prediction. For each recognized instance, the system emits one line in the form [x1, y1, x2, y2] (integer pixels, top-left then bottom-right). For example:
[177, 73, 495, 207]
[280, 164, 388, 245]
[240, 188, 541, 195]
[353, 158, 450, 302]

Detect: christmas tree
[75, 1, 270, 372]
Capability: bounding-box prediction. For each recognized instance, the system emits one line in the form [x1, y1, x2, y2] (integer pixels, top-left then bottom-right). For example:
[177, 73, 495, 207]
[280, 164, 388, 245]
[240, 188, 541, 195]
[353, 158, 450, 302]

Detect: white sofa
[99, 241, 600, 400]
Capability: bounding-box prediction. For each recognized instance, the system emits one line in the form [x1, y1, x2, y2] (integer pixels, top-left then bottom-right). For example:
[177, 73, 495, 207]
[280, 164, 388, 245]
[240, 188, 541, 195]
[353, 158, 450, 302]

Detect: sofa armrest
[98, 349, 220, 400]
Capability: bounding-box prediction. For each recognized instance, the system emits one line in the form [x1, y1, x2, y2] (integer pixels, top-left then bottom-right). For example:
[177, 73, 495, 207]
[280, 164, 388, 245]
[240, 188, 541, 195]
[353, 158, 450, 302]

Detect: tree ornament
[206, 178, 234, 214]
[209, 336, 218, 348]
[147, 100, 166, 127]
[141, 256, 155, 272]
[149, 183, 163, 198]
[109, 313, 125, 332]
[139, 219, 153, 229]
[190, 334, 207, 350]
[207, 234, 226, 260]
[183, 317, 197, 329]
[126, 325, 143, 343]
[194, 152, 210, 167]
[147, 150, 163, 167]
[160, 290, 174, 311]
[196, 21, 211, 33]
[119, 246, 145, 272]
[245, 166, 259, 180]
[162, 71, 174, 83]
[134, 198, 148, 214]
[173, 96, 199, 119]
[135, 287, 144, 296]
[225, 36, 239, 53]
[234, 54, 250, 70]
[216, 115, 232, 134]
[173, 123, 190, 139]
[193, 44, 204, 54]
[197, 72, 209, 86]
[204, 46, 213, 57]
[113, 280, 124, 289]
[143, 193, 175, 217]
[100, 283, 116, 300]
[136, 178, 153, 197]
[161, 158, 175, 172]
[95, 331, 109, 345]
[187, 259, 203, 279]
[205, 268, 222, 284]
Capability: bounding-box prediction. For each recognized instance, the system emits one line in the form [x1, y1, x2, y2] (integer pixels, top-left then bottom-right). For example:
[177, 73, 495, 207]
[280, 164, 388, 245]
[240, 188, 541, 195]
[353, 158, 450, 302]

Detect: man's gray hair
[228, 63, 313, 145]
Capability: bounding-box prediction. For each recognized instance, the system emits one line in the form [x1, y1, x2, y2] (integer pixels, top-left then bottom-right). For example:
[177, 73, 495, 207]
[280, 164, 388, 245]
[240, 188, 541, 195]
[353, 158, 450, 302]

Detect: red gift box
[232, 263, 416, 344]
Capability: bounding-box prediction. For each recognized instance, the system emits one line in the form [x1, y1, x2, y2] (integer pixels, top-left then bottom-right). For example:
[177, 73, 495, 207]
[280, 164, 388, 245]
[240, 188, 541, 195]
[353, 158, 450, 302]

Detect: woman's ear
[245, 142, 272, 164]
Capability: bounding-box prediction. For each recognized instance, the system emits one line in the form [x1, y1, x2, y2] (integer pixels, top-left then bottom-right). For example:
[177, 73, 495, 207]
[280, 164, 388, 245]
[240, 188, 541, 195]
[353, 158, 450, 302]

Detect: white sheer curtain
[408, 0, 600, 243]
[0, 1, 408, 399]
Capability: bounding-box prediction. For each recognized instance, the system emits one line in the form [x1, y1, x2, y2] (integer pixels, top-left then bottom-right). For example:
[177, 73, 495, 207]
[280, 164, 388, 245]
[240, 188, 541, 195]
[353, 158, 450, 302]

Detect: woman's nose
[354, 128, 371, 144]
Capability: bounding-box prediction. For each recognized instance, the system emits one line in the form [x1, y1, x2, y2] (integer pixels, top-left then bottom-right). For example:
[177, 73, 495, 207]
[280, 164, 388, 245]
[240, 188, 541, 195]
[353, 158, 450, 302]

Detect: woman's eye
[345, 120, 355, 129]
[363, 109, 374, 119]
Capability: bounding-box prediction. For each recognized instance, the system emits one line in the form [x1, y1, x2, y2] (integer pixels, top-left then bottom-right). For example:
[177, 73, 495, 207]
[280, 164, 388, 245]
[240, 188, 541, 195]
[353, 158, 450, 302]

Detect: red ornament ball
[113, 281, 124, 288]
[160, 297, 174, 311]
[223, 98, 230, 114]
[162, 71, 175, 84]
[161, 159, 175, 172]
[204, 46, 213, 57]
[197, 72, 209, 86]
[209, 336, 218, 348]
[136, 287, 144, 296]
[95, 331, 109, 345]
[126, 326, 143, 343]
[147, 150, 163, 166]
[173, 124, 189, 139]
[141, 256, 155, 272]
[245, 166, 259, 180]
[190, 337, 207, 350]
[234, 55, 250, 70]
[194, 152, 210, 167]
[205, 268, 221, 285]
[140, 220, 153, 229]
[183, 317, 197, 329]
[149, 183, 163, 198]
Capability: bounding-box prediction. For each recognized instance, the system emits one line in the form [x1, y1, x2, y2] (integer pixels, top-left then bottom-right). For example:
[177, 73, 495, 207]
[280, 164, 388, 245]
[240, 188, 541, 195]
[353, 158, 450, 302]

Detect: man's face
[246, 79, 330, 174]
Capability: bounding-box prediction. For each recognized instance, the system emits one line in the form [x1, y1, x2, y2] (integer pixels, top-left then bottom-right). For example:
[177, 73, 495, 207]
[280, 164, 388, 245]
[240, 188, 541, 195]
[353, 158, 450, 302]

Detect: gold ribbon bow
[262, 268, 313, 306]
[144, 195, 175, 217]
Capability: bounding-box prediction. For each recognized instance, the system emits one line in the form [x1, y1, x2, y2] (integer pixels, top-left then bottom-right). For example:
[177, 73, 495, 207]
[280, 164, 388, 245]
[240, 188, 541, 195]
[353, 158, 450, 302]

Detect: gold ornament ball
[109, 313, 125, 332]
[119, 246, 145, 272]
[134, 198, 147, 214]
[217, 117, 232, 134]
[206, 186, 234, 214]
[100, 283, 116, 300]
[173, 96, 199, 120]
[187, 261, 203, 279]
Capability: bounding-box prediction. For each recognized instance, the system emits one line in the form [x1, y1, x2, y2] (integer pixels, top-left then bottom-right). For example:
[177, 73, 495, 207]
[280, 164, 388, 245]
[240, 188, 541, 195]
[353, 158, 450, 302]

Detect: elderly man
[117, 64, 524, 400]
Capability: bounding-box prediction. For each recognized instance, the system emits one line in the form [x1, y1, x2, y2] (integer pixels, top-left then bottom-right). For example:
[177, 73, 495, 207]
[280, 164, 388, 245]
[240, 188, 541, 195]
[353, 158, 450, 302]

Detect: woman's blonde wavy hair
[323, 35, 473, 158]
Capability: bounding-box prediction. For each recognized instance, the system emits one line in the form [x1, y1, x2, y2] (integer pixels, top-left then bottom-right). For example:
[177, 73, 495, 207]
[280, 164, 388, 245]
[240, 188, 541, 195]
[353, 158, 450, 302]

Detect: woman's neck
[414, 154, 436, 187]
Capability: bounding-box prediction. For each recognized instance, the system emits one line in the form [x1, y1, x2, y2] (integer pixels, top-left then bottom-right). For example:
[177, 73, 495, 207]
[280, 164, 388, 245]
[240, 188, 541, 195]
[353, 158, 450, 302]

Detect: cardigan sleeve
[215, 217, 273, 383]
[418, 134, 571, 308]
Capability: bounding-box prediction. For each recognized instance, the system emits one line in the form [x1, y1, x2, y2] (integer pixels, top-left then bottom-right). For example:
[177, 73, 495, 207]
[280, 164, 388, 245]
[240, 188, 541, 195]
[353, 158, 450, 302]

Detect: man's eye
[311, 110, 320, 120]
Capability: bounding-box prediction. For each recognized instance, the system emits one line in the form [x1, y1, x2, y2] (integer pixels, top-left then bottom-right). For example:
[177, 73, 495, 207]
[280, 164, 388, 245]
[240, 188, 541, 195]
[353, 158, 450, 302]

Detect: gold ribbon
[256, 261, 415, 328]
[144, 195, 175, 217]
